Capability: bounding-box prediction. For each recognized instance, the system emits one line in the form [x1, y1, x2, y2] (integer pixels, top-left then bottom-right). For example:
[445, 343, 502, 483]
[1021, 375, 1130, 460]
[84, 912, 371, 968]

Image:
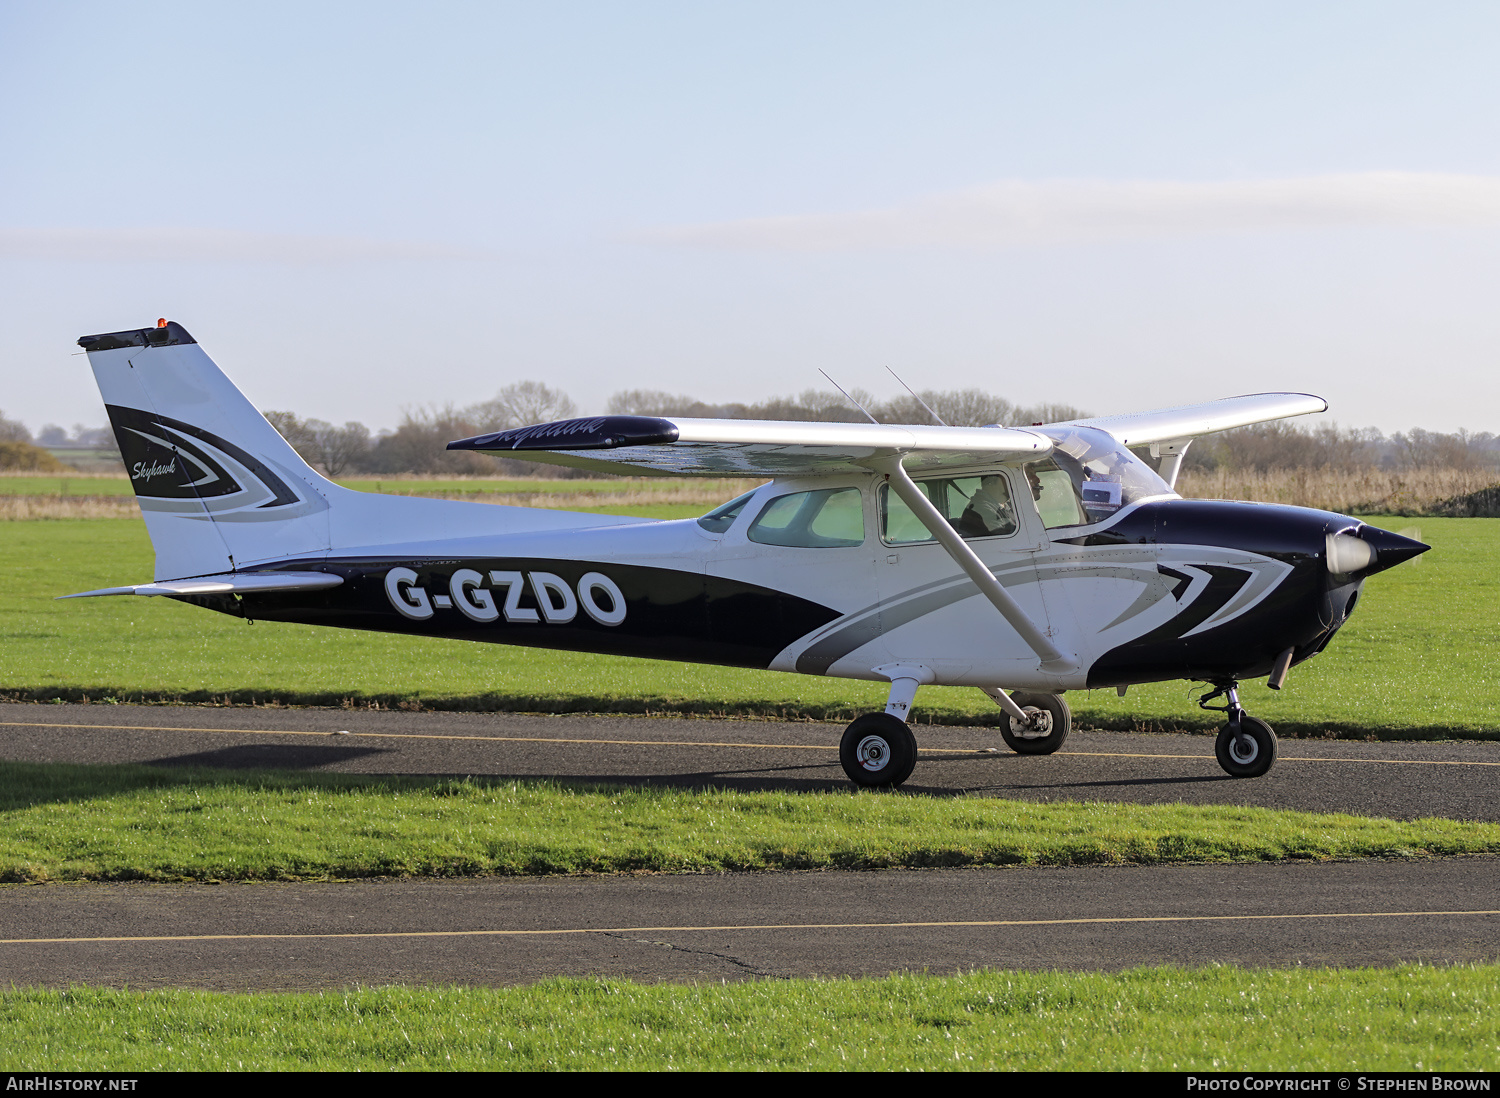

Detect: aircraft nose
[1325, 526, 1430, 577]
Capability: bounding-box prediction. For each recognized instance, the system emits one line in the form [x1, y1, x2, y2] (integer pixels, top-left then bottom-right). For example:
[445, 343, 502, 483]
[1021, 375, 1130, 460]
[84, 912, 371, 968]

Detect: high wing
[448, 415, 1054, 477]
[1059, 393, 1327, 449]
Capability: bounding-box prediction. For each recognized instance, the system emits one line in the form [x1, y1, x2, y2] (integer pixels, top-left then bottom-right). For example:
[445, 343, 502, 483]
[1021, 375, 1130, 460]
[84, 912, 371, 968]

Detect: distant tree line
[0, 410, 69, 472]
[605, 387, 1088, 430]
[2, 387, 1498, 477]
[264, 380, 582, 477]
[1181, 423, 1500, 475]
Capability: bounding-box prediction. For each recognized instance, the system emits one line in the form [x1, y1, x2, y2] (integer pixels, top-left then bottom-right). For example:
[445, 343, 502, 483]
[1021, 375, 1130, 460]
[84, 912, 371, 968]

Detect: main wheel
[999, 692, 1071, 755]
[1215, 716, 1277, 778]
[840, 713, 918, 788]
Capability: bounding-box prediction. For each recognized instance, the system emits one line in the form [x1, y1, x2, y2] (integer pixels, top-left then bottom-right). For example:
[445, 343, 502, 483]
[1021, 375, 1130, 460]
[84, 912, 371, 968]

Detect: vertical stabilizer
[80, 322, 334, 580]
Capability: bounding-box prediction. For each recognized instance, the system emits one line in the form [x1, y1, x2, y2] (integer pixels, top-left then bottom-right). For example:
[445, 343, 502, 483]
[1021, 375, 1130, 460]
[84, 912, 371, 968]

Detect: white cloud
[0, 226, 495, 263]
[644, 173, 1500, 250]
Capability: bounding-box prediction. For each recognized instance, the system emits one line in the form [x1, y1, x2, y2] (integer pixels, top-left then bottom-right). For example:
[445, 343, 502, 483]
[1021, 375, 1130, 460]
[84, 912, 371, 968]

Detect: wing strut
[874, 458, 1078, 676]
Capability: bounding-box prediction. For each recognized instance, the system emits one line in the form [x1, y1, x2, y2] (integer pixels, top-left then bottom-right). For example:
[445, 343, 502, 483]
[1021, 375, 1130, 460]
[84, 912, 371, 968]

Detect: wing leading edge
[447, 392, 1327, 478]
[448, 416, 1054, 477]
[1061, 393, 1328, 449]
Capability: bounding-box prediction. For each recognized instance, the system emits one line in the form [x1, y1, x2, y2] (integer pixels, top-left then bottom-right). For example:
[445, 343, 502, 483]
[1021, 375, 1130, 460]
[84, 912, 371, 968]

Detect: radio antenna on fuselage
[885, 365, 948, 427]
[818, 369, 880, 425]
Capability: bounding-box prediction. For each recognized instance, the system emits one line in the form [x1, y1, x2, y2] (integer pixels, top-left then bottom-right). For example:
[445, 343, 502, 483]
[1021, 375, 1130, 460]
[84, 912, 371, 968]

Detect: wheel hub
[855, 735, 891, 772]
[1010, 706, 1053, 740]
[1228, 733, 1259, 765]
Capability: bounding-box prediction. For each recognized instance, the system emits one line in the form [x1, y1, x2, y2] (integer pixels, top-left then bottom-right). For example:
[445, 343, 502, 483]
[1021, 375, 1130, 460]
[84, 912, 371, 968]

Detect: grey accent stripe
[1099, 570, 1178, 631]
[795, 579, 981, 674]
[792, 552, 1171, 675]
[794, 566, 1035, 674]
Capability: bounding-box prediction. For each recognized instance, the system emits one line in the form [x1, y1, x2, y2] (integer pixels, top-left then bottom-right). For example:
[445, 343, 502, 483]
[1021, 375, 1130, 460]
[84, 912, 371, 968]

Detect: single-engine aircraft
[66, 320, 1429, 787]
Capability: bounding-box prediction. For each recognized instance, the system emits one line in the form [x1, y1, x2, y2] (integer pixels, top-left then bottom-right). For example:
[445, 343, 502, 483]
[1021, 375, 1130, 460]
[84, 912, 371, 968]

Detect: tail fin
[82, 321, 336, 580]
[81, 320, 640, 583]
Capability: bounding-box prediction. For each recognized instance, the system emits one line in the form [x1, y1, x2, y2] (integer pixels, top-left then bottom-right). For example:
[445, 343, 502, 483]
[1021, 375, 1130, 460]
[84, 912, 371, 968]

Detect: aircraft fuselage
[179, 486, 1415, 696]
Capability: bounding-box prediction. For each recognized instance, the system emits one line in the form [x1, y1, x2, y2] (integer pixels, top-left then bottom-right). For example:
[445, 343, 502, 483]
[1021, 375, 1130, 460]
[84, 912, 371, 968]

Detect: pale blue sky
[3, 1, 1499, 433]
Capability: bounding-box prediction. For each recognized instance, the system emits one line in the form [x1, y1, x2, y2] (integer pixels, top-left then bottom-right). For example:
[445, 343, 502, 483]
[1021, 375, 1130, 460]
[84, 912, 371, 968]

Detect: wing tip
[448, 415, 679, 453]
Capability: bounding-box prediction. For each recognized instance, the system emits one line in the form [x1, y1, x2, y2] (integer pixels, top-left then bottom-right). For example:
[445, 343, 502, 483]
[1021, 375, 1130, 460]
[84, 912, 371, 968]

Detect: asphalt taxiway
[1, 701, 1495, 819]
[1, 703, 1495, 989]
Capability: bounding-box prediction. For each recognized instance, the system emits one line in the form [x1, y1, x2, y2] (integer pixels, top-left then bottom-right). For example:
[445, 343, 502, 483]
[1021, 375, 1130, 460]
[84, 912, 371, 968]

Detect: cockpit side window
[747, 487, 866, 548]
[1024, 459, 1088, 529]
[879, 473, 1019, 545]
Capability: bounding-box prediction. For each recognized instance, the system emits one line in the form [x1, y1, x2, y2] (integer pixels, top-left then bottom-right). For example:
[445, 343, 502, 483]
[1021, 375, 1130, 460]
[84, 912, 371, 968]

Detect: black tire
[1215, 716, 1278, 778]
[840, 713, 918, 788]
[999, 692, 1071, 755]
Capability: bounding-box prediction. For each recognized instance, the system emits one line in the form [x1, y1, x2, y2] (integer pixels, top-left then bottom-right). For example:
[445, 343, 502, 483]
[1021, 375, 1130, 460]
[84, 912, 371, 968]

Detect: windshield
[696, 489, 759, 533]
[1028, 425, 1176, 528]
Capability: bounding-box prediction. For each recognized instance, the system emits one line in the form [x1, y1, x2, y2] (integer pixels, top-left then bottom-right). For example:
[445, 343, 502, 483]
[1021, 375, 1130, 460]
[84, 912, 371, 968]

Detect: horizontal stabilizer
[449, 416, 1053, 476]
[59, 571, 344, 600]
[1064, 393, 1328, 448]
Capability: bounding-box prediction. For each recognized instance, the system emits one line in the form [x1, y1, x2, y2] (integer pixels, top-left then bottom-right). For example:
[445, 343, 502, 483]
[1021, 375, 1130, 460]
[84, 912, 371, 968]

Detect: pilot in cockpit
[958, 474, 1018, 537]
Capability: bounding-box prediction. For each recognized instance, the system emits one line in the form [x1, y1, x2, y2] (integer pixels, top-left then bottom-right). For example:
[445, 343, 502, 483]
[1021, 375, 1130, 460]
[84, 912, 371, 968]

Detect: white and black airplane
[66, 320, 1428, 787]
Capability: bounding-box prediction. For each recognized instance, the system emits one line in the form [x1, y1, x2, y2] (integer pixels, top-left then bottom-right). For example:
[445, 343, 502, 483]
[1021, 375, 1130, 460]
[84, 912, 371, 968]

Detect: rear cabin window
[879, 474, 1019, 545]
[747, 487, 866, 548]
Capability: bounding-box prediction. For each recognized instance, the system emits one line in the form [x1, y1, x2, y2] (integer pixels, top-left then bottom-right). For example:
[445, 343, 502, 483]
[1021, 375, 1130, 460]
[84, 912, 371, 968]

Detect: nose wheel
[839, 713, 917, 788]
[1201, 684, 1278, 778]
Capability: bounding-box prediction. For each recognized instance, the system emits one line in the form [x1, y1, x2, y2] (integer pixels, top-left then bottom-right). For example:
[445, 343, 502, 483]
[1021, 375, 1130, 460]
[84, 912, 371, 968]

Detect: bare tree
[1391, 428, 1500, 471]
[0, 410, 32, 444]
[607, 389, 698, 416]
[748, 388, 875, 422]
[304, 420, 372, 478]
[878, 389, 1020, 427]
[264, 411, 372, 477]
[466, 381, 577, 431]
[1012, 402, 1092, 426]
[367, 406, 501, 476]
[264, 411, 321, 467]
[607, 390, 754, 418]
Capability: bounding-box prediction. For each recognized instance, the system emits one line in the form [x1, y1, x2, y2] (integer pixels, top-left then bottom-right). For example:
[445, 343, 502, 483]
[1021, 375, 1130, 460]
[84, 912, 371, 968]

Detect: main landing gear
[1200, 683, 1278, 778]
[996, 691, 1072, 756]
[837, 676, 1074, 789]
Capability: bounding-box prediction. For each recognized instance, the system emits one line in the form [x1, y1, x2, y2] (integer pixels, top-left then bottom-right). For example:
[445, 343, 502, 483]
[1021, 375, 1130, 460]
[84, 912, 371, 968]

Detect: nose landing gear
[1200, 683, 1278, 778]
[839, 713, 918, 788]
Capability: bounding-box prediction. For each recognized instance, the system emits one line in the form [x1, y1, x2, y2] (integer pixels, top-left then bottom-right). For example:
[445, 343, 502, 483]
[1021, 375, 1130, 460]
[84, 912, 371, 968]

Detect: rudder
[81, 321, 335, 580]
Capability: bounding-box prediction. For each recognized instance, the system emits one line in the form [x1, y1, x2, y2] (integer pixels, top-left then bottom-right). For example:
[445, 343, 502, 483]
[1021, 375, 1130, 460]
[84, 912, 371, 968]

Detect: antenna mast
[818, 369, 879, 424]
[885, 365, 948, 426]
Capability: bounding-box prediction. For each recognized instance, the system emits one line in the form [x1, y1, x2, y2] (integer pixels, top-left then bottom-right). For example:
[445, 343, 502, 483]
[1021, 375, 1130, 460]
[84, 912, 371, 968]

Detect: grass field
[3, 966, 1496, 1071]
[1, 515, 1494, 739]
[6, 762, 1497, 883]
[0, 471, 754, 502]
[2, 500, 1496, 1073]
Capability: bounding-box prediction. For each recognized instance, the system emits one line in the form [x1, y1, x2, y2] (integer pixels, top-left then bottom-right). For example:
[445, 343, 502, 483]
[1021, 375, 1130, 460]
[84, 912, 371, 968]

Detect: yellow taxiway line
[1, 720, 1496, 765]
[3, 909, 1498, 947]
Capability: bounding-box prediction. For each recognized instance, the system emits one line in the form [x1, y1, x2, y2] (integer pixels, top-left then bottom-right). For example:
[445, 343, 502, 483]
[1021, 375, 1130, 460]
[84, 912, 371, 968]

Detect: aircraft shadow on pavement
[144, 744, 393, 771]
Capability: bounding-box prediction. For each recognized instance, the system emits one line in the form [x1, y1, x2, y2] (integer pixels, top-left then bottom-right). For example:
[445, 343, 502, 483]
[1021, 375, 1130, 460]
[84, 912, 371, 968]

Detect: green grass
[2, 966, 1496, 1070]
[334, 476, 748, 496]
[0, 476, 132, 496]
[3, 762, 1497, 883]
[0, 473, 740, 498]
[2, 517, 1494, 739]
